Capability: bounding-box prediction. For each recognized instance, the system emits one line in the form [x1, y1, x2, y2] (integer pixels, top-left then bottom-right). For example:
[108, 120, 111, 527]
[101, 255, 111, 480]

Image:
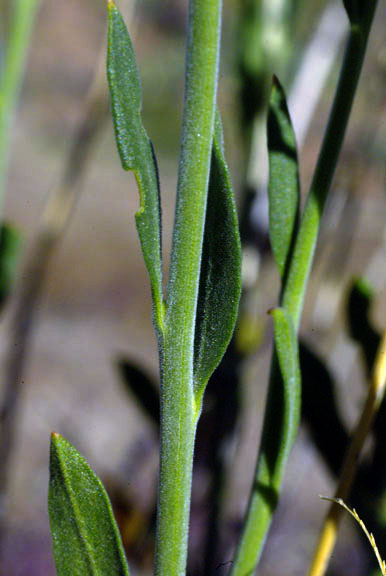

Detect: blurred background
[0, 0, 385, 574]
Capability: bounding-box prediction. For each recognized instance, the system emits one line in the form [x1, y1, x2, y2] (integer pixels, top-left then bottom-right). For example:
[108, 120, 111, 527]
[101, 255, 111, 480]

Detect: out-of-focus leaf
[347, 277, 380, 376]
[0, 222, 22, 310]
[271, 307, 301, 457]
[116, 357, 160, 428]
[107, 1, 164, 330]
[48, 433, 130, 576]
[300, 341, 349, 476]
[268, 76, 300, 280]
[238, 0, 267, 127]
[235, 313, 264, 356]
[193, 112, 242, 402]
[346, 279, 386, 483]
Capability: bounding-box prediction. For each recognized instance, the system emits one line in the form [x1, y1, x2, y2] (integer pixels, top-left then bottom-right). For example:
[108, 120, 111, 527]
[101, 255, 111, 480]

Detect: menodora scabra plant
[45, 0, 379, 575]
[49, 0, 241, 574]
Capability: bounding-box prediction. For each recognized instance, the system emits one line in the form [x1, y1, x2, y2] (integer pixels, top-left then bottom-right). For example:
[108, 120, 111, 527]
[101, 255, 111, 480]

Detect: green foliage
[155, 0, 226, 571]
[107, 2, 238, 574]
[268, 76, 300, 280]
[0, 223, 22, 310]
[46, 1, 380, 575]
[107, 2, 164, 331]
[231, 1, 379, 571]
[193, 112, 242, 401]
[231, 307, 301, 576]
[281, 0, 377, 329]
[237, 0, 266, 126]
[48, 433, 130, 576]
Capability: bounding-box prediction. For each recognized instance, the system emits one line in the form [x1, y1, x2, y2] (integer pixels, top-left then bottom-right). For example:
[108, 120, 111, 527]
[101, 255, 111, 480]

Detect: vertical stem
[155, 1, 222, 575]
[0, 0, 39, 208]
[281, 11, 377, 329]
[231, 3, 378, 575]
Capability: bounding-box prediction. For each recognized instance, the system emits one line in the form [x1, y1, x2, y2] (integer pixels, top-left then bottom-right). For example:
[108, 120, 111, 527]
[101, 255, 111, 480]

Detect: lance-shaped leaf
[48, 433, 130, 576]
[193, 112, 242, 401]
[107, 1, 164, 330]
[0, 223, 22, 311]
[271, 307, 301, 458]
[268, 76, 300, 280]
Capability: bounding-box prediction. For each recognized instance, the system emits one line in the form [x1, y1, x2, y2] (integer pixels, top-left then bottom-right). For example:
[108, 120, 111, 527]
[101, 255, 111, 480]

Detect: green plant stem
[0, 0, 39, 207]
[231, 3, 378, 575]
[281, 12, 377, 330]
[155, 1, 222, 574]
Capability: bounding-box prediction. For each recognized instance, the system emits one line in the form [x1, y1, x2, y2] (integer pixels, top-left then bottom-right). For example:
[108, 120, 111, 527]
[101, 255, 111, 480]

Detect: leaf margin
[193, 110, 242, 405]
[107, 0, 164, 332]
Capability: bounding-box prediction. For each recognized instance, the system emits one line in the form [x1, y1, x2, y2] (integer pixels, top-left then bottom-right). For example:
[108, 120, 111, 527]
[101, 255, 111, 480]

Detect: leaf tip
[49, 433, 63, 465]
[50, 433, 68, 456]
[271, 74, 284, 96]
[107, 0, 116, 12]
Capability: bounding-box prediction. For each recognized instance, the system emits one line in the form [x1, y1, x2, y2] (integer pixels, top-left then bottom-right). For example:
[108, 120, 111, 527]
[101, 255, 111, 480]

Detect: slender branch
[281, 12, 377, 329]
[231, 3, 378, 574]
[155, 1, 222, 574]
[308, 331, 386, 576]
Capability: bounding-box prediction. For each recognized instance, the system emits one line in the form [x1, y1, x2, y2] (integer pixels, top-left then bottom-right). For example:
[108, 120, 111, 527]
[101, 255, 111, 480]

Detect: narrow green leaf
[116, 356, 160, 427]
[347, 277, 380, 376]
[231, 308, 300, 575]
[107, 1, 164, 330]
[193, 112, 242, 401]
[0, 222, 22, 310]
[48, 433, 130, 576]
[268, 76, 300, 280]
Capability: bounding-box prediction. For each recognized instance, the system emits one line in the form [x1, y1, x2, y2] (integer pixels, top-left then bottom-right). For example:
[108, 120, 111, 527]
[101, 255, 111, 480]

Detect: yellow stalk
[308, 331, 386, 576]
[321, 498, 386, 576]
